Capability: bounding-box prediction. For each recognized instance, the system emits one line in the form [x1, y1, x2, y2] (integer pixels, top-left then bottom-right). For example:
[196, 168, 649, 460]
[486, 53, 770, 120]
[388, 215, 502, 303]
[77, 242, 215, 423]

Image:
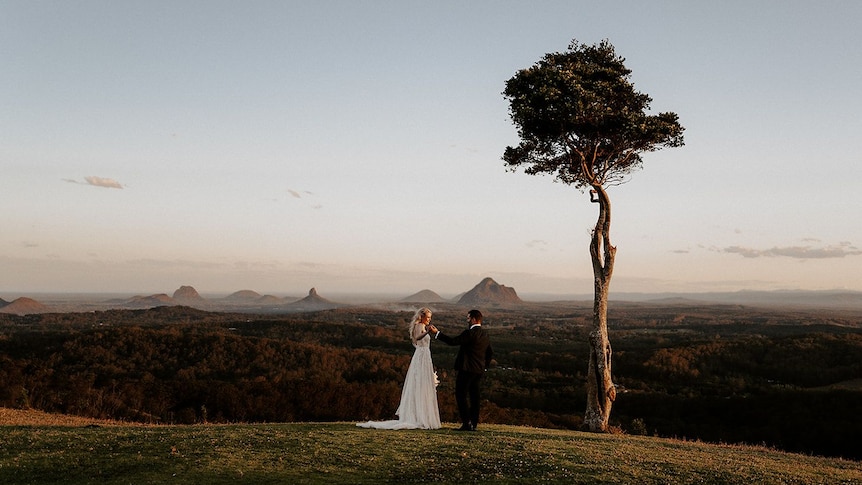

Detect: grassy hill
[1, 410, 860, 484]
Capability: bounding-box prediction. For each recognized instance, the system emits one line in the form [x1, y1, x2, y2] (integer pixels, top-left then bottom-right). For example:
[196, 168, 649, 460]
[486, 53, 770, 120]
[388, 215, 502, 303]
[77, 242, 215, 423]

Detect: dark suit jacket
[437, 325, 493, 374]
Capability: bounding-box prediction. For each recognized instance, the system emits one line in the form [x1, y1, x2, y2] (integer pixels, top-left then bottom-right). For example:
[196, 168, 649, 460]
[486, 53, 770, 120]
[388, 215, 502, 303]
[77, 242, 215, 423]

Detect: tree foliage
[503, 39, 684, 188]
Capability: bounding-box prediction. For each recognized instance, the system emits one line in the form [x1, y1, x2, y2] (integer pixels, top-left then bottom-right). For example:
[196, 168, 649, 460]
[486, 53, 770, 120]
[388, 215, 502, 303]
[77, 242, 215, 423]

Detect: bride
[357, 307, 441, 429]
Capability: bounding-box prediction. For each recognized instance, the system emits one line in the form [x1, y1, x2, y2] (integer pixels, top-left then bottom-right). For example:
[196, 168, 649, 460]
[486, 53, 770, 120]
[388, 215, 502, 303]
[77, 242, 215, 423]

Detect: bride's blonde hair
[409, 307, 432, 343]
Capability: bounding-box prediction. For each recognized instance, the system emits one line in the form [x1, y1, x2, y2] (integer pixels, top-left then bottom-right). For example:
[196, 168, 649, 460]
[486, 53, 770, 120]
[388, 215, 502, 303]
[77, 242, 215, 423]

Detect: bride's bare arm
[413, 323, 431, 341]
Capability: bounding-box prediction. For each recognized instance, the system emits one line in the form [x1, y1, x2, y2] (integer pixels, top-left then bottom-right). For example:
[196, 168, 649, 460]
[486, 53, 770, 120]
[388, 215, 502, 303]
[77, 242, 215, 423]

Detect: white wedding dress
[357, 322, 441, 430]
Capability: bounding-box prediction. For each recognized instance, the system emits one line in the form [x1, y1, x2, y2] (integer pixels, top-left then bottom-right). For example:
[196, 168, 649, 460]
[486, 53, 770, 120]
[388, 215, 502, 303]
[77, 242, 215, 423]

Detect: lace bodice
[411, 323, 431, 348]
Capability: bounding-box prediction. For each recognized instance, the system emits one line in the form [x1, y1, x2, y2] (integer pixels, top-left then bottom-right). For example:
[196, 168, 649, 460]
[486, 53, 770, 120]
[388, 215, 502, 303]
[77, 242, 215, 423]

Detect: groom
[430, 309, 493, 431]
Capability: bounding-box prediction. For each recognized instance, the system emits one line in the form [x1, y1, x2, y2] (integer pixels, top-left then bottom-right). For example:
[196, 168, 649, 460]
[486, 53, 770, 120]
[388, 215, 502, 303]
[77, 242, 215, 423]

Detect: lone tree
[503, 39, 684, 432]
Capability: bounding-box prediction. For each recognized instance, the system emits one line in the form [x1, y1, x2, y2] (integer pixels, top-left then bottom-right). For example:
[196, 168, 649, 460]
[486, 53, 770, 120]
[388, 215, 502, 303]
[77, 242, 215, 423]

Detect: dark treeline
[1, 303, 861, 459]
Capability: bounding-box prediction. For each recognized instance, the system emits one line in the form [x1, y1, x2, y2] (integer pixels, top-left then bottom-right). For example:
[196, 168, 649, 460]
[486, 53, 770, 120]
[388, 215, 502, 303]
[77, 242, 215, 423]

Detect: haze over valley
[3, 277, 862, 315]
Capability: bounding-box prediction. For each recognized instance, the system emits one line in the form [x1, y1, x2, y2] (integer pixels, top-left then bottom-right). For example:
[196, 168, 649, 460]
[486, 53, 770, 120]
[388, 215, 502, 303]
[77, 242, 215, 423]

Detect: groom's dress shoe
[456, 424, 474, 431]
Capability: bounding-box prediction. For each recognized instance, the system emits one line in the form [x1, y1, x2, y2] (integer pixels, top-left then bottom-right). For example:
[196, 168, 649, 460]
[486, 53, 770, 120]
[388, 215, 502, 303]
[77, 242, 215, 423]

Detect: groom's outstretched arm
[436, 329, 469, 346]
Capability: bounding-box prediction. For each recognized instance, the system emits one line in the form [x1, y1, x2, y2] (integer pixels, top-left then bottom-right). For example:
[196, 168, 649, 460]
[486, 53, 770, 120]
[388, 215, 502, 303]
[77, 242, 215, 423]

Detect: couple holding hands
[357, 308, 493, 431]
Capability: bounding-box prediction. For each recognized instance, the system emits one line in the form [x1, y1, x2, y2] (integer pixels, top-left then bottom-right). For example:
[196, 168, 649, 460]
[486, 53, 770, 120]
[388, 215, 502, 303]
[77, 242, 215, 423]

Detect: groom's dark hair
[468, 309, 483, 323]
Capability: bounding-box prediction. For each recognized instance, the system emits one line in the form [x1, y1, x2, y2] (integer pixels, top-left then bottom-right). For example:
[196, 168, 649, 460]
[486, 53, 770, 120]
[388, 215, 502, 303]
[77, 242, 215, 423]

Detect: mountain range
[0, 277, 523, 315]
[3, 278, 862, 315]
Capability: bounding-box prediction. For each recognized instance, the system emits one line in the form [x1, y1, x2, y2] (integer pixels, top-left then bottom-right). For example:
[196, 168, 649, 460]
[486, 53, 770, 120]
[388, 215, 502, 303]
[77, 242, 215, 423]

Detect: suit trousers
[455, 370, 483, 427]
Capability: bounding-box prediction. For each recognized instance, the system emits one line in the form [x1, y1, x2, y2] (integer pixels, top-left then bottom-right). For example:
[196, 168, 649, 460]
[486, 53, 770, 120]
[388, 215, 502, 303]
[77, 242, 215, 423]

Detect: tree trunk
[584, 186, 616, 432]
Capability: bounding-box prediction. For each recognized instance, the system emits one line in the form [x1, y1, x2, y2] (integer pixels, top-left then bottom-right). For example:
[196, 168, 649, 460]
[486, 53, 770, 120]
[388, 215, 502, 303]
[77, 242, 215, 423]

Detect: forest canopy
[1, 304, 861, 459]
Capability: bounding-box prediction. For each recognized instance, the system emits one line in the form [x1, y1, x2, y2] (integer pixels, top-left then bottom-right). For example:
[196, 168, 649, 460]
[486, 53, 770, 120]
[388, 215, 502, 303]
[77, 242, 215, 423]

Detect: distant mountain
[123, 294, 176, 309]
[222, 290, 262, 301]
[401, 289, 446, 303]
[611, 289, 862, 309]
[458, 277, 522, 306]
[0, 297, 8, 308]
[257, 294, 284, 304]
[172, 285, 204, 301]
[285, 288, 340, 312]
[0, 297, 49, 315]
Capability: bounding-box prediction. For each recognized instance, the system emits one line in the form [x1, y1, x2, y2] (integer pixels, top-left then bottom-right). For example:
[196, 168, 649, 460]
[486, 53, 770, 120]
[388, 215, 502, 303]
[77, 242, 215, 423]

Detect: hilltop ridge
[284, 287, 340, 312]
[401, 289, 447, 303]
[172, 285, 203, 301]
[0, 297, 49, 315]
[458, 277, 522, 306]
[0, 420, 858, 484]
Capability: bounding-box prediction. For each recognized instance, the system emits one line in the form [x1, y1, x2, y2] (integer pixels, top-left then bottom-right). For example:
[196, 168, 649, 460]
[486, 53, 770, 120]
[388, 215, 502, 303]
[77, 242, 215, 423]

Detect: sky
[2, 1, 861, 299]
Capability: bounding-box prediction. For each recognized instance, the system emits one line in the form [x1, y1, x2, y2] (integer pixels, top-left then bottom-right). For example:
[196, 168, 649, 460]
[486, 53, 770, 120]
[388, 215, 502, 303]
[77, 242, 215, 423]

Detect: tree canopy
[503, 39, 684, 189]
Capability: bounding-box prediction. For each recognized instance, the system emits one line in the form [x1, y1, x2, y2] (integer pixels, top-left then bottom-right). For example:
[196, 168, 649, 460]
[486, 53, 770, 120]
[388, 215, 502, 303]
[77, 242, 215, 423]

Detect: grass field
[1, 409, 860, 484]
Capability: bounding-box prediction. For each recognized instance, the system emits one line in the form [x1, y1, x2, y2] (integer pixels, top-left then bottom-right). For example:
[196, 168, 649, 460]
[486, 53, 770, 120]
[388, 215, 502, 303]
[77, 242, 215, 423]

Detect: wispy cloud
[64, 176, 124, 189]
[723, 242, 861, 259]
[287, 188, 322, 209]
[525, 239, 548, 251]
[287, 188, 314, 199]
[85, 176, 123, 189]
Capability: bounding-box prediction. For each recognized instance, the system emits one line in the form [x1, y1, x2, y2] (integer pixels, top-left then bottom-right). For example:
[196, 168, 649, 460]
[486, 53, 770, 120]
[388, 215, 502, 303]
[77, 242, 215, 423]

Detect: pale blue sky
[2, 1, 861, 298]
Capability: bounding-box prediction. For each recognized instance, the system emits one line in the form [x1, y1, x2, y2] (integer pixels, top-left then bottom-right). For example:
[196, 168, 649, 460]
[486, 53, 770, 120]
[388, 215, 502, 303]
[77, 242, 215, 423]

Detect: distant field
[1, 408, 861, 484]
